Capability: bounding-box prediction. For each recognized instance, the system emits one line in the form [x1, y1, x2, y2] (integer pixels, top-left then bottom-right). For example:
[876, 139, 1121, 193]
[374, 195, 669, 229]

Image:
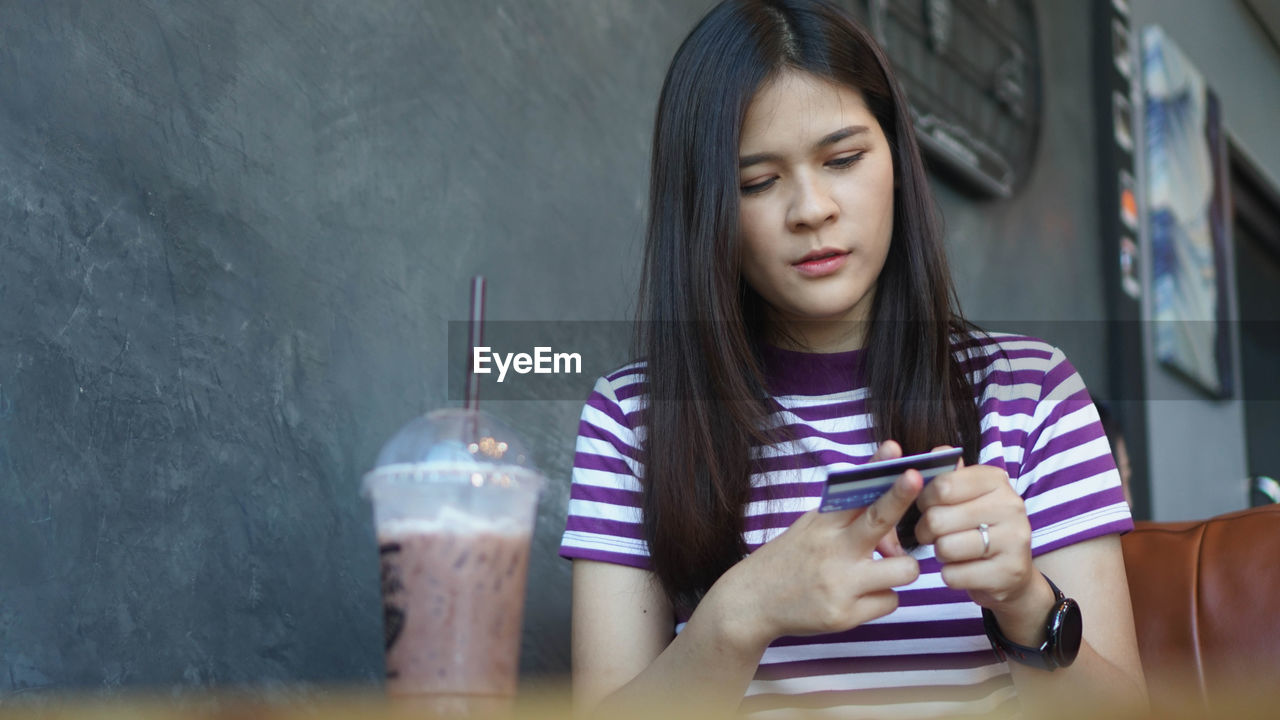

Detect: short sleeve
[558, 372, 652, 569]
[1015, 347, 1134, 556]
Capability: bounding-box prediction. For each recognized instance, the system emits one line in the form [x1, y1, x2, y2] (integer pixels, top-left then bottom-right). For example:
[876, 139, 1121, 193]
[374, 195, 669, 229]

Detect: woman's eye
[740, 178, 775, 195]
[740, 154, 862, 194]
[828, 152, 864, 169]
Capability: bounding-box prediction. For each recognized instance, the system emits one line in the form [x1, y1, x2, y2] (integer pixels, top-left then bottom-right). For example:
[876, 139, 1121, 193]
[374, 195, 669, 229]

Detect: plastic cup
[363, 409, 544, 714]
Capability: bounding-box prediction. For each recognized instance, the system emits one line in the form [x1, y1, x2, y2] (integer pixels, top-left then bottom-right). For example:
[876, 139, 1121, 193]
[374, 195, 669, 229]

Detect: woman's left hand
[913, 449, 1047, 627]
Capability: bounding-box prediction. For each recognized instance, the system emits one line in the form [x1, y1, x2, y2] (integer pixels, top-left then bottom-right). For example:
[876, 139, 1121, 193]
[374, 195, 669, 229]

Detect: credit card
[819, 447, 963, 512]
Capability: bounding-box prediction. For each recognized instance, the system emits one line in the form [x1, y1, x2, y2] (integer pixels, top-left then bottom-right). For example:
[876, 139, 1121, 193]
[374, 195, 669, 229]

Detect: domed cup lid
[362, 408, 543, 495]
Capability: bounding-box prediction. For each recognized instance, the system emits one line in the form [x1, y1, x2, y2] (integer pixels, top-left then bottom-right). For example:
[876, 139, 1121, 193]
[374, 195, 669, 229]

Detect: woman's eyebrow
[739, 125, 871, 169]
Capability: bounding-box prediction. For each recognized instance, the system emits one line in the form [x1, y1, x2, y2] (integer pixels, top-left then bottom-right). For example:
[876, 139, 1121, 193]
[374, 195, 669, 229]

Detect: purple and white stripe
[560, 334, 1132, 716]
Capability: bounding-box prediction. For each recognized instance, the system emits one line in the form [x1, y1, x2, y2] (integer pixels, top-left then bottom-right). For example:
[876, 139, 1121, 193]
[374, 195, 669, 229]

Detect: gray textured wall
[0, 0, 1143, 699]
[0, 0, 710, 696]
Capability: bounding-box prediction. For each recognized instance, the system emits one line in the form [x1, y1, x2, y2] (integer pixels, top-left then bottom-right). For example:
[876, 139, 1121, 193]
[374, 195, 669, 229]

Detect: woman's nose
[786, 174, 839, 231]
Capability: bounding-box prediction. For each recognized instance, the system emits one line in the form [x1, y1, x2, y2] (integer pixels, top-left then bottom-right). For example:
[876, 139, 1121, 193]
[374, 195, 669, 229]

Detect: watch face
[1051, 599, 1083, 667]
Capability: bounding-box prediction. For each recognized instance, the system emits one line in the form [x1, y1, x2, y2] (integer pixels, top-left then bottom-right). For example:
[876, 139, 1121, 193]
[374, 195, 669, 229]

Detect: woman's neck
[766, 319, 869, 353]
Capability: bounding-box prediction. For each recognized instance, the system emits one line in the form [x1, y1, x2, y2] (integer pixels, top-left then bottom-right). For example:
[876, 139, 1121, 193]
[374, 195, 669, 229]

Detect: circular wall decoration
[861, 0, 1043, 199]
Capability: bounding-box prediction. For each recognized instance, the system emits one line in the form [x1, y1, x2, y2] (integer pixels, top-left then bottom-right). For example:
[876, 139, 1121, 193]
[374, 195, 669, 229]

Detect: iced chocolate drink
[378, 513, 532, 697]
[363, 408, 544, 713]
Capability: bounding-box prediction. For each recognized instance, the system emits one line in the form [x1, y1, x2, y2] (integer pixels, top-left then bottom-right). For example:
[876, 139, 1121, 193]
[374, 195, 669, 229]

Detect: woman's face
[737, 70, 895, 351]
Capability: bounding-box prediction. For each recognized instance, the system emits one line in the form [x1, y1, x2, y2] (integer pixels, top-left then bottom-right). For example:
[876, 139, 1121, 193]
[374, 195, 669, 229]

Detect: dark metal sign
[862, 0, 1042, 199]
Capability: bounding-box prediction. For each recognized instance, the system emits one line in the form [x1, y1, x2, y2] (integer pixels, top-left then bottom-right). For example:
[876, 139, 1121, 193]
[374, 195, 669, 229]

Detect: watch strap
[981, 573, 1071, 671]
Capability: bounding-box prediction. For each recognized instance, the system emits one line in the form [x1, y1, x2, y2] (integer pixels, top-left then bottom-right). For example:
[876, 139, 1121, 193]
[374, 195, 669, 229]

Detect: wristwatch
[982, 573, 1082, 670]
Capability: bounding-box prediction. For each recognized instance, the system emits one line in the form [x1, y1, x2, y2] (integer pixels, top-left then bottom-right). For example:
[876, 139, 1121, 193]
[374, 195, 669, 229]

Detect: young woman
[560, 1, 1146, 717]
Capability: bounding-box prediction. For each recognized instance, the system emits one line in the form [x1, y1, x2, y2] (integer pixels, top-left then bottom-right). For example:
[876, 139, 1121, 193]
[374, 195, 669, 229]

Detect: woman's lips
[793, 251, 849, 277]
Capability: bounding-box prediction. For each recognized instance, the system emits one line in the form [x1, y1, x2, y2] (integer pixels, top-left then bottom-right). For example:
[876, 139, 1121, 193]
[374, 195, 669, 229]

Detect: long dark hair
[635, 0, 982, 615]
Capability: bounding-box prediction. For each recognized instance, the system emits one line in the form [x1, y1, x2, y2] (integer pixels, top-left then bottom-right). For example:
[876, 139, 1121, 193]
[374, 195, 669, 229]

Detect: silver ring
[977, 523, 991, 557]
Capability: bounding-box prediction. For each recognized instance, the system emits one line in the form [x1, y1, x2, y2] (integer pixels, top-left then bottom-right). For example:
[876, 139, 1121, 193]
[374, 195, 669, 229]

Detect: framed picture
[1141, 26, 1234, 398]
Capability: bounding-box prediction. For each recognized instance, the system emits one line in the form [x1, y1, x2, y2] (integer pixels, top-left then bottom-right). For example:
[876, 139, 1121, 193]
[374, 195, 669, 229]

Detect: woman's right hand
[701, 441, 924, 653]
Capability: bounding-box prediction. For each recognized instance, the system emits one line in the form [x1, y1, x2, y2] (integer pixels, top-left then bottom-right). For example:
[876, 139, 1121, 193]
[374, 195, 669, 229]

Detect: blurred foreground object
[5, 684, 1280, 720]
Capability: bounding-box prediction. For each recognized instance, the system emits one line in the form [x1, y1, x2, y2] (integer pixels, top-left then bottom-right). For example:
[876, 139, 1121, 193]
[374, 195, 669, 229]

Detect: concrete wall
[0, 0, 709, 695]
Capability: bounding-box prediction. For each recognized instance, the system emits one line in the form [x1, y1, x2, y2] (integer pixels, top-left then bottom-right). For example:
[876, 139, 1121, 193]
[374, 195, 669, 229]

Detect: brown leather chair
[1120, 503, 1280, 715]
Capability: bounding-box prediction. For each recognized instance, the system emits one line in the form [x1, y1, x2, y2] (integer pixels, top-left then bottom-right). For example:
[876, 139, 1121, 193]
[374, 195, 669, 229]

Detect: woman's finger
[933, 521, 997, 563]
[916, 490, 1027, 547]
[868, 441, 907, 555]
[856, 554, 921, 591]
[875, 530, 905, 557]
[914, 498, 986, 545]
[937, 557, 1033, 602]
[847, 470, 922, 547]
[916, 463, 1004, 511]
[848, 589, 903, 627]
[870, 440, 903, 463]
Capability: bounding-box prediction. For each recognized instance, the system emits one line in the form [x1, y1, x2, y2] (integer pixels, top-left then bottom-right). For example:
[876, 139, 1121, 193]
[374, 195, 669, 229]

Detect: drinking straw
[465, 275, 485, 411]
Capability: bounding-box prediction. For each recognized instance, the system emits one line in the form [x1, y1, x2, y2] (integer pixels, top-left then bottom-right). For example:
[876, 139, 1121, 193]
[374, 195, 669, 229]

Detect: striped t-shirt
[559, 333, 1133, 718]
